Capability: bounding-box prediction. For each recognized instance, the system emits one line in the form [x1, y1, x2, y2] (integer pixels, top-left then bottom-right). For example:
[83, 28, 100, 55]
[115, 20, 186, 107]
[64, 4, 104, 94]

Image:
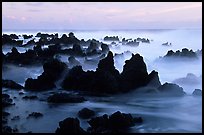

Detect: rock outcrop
[55, 117, 86, 133]
[25, 59, 67, 90]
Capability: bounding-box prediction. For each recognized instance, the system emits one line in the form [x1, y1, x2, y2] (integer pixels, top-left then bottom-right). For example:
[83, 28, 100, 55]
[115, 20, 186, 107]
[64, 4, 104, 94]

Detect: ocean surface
[2, 29, 202, 133]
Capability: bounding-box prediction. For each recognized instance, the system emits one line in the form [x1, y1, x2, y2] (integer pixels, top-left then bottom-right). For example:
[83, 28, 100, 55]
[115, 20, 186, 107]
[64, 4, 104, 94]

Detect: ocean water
[2, 29, 202, 133]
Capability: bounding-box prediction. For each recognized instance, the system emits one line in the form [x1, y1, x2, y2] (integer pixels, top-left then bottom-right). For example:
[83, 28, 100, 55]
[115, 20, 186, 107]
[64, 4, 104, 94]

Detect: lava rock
[120, 53, 149, 91]
[68, 56, 81, 67]
[25, 59, 67, 90]
[23, 34, 33, 39]
[2, 79, 24, 89]
[22, 95, 38, 100]
[2, 94, 15, 108]
[104, 36, 119, 41]
[19, 92, 24, 95]
[88, 111, 142, 133]
[192, 89, 202, 96]
[11, 116, 20, 121]
[26, 112, 43, 119]
[164, 48, 197, 58]
[2, 126, 18, 133]
[158, 82, 186, 96]
[147, 70, 161, 88]
[47, 93, 86, 103]
[2, 111, 10, 117]
[78, 108, 95, 119]
[55, 117, 86, 133]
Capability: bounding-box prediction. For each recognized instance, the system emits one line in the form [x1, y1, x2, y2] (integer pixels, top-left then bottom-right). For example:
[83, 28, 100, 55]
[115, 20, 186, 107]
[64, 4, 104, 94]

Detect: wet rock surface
[55, 117, 86, 133]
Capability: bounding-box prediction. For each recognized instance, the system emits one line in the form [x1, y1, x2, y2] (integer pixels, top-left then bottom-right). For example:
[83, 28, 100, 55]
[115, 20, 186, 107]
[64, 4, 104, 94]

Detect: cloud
[5, 15, 16, 20]
[28, 9, 41, 12]
[25, 2, 44, 6]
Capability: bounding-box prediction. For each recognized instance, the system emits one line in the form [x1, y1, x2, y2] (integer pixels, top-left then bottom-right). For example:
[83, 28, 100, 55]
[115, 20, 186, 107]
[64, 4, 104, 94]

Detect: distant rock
[2, 79, 24, 89]
[21, 39, 36, 47]
[9, 34, 19, 39]
[2, 34, 23, 46]
[173, 73, 201, 85]
[158, 82, 186, 96]
[126, 40, 139, 46]
[164, 48, 197, 58]
[11, 116, 20, 121]
[55, 117, 86, 133]
[78, 108, 95, 119]
[23, 34, 33, 39]
[104, 36, 119, 41]
[192, 89, 202, 96]
[47, 93, 86, 103]
[26, 112, 43, 119]
[22, 95, 38, 100]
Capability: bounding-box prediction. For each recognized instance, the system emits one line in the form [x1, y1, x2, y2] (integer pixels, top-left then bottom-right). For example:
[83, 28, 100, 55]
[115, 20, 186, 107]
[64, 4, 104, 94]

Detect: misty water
[2, 29, 202, 133]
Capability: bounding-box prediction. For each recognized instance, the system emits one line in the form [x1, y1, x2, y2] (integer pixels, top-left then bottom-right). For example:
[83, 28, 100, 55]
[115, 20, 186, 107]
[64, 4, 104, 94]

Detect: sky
[2, 2, 202, 31]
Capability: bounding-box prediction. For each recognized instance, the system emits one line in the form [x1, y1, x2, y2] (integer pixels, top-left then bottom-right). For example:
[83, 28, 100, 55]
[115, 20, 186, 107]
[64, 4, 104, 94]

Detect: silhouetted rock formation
[2, 126, 18, 133]
[101, 43, 109, 54]
[2, 94, 15, 108]
[146, 70, 161, 88]
[62, 51, 167, 94]
[23, 34, 33, 39]
[47, 93, 86, 103]
[62, 51, 121, 94]
[137, 37, 150, 43]
[78, 108, 95, 119]
[87, 111, 142, 133]
[21, 39, 36, 47]
[55, 117, 86, 133]
[126, 40, 139, 46]
[164, 48, 197, 58]
[22, 95, 38, 100]
[26, 112, 43, 119]
[192, 89, 202, 96]
[11, 116, 20, 121]
[104, 36, 119, 41]
[120, 54, 149, 91]
[158, 82, 186, 96]
[2, 34, 23, 46]
[25, 59, 67, 90]
[2, 79, 24, 89]
[9, 34, 19, 39]
[173, 73, 201, 85]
